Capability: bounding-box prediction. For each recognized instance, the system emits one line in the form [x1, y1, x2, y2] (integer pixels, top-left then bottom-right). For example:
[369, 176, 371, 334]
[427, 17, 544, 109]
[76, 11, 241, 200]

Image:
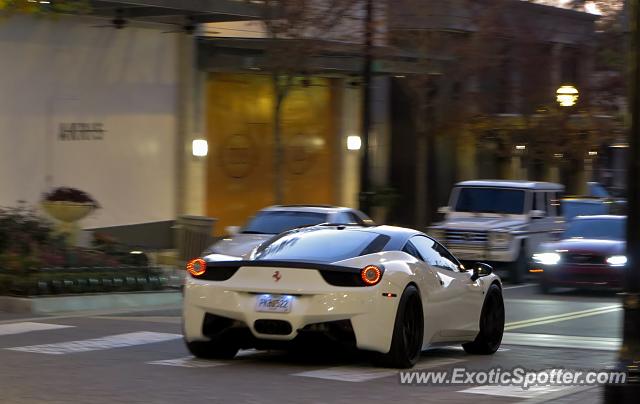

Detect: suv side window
[533, 192, 547, 216]
[409, 236, 459, 272]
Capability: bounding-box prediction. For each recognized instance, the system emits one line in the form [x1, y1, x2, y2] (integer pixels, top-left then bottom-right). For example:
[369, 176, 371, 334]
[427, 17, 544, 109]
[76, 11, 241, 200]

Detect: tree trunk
[415, 132, 428, 230]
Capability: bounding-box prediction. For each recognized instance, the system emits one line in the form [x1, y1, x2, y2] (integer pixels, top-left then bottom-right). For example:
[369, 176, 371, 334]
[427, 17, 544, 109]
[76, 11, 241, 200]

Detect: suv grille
[446, 230, 488, 245]
[564, 254, 606, 265]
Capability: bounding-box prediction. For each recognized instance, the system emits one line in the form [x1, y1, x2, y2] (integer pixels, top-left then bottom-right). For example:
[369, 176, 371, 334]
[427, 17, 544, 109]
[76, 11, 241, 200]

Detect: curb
[0, 291, 182, 314]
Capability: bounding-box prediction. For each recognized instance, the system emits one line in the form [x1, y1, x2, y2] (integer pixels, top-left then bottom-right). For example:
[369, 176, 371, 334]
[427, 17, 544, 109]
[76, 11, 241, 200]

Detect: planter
[41, 201, 96, 245]
[41, 201, 95, 223]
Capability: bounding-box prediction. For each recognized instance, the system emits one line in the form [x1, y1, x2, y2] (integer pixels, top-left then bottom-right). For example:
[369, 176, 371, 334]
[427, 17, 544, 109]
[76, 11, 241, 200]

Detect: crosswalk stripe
[502, 332, 621, 351]
[147, 356, 228, 368]
[460, 385, 570, 399]
[5, 331, 182, 355]
[0, 322, 74, 336]
[147, 349, 263, 367]
[293, 357, 465, 382]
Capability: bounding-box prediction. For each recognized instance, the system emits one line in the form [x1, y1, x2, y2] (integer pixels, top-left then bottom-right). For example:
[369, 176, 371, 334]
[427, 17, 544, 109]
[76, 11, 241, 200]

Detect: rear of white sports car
[183, 228, 405, 358]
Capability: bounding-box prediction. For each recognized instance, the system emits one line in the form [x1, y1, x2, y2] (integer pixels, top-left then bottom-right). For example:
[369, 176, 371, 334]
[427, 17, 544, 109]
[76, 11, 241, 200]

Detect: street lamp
[556, 85, 579, 107]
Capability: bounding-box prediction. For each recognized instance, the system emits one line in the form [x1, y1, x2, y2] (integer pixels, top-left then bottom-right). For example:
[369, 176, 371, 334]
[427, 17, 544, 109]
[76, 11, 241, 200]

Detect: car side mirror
[438, 206, 451, 214]
[530, 210, 545, 219]
[225, 226, 241, 236]
[470, 262, 493, 282]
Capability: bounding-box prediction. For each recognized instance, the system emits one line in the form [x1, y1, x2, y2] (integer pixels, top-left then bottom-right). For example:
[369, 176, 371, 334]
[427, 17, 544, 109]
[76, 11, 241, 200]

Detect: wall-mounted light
[588, 151, 598, 156]
[192, 139, 208, 157]
[556, 85, 579, 107]
[347, 135, 362, 151]
[515, 145, 526, 151]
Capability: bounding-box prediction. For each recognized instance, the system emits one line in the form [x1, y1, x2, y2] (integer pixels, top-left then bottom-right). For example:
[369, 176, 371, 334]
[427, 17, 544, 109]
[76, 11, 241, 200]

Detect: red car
[531, 215, 626, 293]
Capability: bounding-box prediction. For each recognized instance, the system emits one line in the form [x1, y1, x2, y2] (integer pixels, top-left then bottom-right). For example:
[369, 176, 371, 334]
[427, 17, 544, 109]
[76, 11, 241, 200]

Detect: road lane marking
[505, 305, 621, 330]
[147, 349, 264, 367]
[293, 357, 465, 382]
[503, 284, 536, 290]
[506, 304, 620, 325]
[5, 331, 182, 355]
[518, 385, 599, 404]
[90, 316, 182, 324]
[461, 385, 570, 399]
[0, 304, 181, 325]
[502, 332, 621, 351]
[147, 356, 228, 368]
[0, 322, 74, 336]
[441, 345, 510, 352]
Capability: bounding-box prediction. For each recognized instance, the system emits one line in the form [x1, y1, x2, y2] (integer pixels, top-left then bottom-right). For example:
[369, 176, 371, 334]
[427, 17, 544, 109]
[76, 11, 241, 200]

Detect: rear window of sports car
[253, 230, 390, 263]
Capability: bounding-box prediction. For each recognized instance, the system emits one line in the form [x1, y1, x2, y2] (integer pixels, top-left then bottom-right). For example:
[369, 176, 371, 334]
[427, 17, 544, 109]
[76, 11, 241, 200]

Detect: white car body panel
[183, 249, 501, 354]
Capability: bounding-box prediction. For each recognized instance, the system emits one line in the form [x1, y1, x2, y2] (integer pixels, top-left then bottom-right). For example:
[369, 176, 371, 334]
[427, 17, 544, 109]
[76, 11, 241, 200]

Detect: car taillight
[187, 258, 207, 276]
[360, 265, 382, 286]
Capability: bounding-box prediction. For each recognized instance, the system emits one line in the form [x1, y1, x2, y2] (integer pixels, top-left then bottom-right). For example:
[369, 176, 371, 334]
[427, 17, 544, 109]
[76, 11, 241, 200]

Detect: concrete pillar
[547, 164, 561, 183]
[511, 156, 524, 179]
[456, 125, 477, 181]
[340, 82, 362, 209]
[370, 76, 391, 188]
[176, 34, 207, 217]
[551, 43, 564, 87]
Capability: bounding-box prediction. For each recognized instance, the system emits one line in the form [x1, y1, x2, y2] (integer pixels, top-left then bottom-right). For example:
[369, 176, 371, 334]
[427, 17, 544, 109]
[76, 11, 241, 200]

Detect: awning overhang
[197, 37, 447, 76]
[87, 0, 265, 25]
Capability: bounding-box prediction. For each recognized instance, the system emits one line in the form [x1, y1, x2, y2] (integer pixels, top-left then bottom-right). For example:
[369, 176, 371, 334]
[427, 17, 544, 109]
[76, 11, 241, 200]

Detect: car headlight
[429, 228, 445, 241]
[606, 255, 627, 267]
[489, 231, 512, 246]
[532, 252, 561, 265]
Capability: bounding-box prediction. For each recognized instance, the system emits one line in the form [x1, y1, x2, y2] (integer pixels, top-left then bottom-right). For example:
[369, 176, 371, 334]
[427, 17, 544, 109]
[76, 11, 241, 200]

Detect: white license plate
[255, 294, 293, 313]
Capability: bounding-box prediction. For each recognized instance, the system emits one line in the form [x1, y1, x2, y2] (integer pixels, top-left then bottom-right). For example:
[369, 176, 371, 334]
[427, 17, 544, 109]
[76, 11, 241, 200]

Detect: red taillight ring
[361, 265, 382, 286]
[187, 258, 207, 276]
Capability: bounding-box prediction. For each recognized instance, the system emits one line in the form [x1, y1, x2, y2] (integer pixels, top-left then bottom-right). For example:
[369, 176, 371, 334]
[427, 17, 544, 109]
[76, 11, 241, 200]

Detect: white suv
[428, 180, 565, 283]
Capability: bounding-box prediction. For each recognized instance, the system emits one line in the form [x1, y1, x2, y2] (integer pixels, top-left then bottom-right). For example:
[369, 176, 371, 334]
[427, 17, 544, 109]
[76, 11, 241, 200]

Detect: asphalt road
[0, 284, 623, 404]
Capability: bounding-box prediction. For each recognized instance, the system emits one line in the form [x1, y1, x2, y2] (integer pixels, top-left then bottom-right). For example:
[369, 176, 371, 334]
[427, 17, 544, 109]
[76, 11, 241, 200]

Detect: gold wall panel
[206, 73, 337, 232]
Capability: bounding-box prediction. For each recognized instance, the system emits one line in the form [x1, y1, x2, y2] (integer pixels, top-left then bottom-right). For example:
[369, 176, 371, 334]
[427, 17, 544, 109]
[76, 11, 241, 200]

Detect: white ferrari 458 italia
[183, 224, 505, 368]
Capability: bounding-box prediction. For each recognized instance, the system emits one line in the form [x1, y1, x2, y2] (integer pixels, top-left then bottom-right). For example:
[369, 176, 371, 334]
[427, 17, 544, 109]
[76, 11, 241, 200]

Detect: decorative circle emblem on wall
[220, 133, 257, 179]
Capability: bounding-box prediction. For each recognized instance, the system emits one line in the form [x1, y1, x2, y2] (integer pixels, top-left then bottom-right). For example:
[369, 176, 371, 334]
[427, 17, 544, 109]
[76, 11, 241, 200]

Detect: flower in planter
[42, 187, 100, 208]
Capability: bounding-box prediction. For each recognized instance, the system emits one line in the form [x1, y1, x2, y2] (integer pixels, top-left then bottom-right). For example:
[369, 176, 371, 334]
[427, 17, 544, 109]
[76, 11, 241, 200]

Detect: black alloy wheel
[463, 283, 505, 355]
[374, 285, 424, 368]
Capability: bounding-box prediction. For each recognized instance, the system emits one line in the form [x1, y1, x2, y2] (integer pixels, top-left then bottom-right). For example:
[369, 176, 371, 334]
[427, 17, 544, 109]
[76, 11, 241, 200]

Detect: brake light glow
[187, 258, 207, 276]
[361, 265, 382, 286]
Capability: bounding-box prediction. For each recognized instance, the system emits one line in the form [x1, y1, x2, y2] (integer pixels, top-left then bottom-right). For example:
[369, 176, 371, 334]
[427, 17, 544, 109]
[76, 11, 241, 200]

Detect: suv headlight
[606, 255, 627, 267]
[488, 231, 512, 247]
[532, 252, 561, 265]
[428, 228, 446, 241]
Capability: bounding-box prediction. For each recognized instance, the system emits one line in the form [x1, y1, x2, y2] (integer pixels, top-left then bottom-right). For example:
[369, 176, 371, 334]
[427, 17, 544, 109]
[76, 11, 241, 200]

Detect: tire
[511, 245, 527, 284]
[374, 285, 424, 368]
[463, 284, 505, 355]
[539, 280, 552, 294]
[185, 339, 239, 360]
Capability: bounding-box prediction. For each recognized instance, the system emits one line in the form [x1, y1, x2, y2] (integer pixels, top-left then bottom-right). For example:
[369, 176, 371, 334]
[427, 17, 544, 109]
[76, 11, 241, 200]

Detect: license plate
[255, 294, 293, 313]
